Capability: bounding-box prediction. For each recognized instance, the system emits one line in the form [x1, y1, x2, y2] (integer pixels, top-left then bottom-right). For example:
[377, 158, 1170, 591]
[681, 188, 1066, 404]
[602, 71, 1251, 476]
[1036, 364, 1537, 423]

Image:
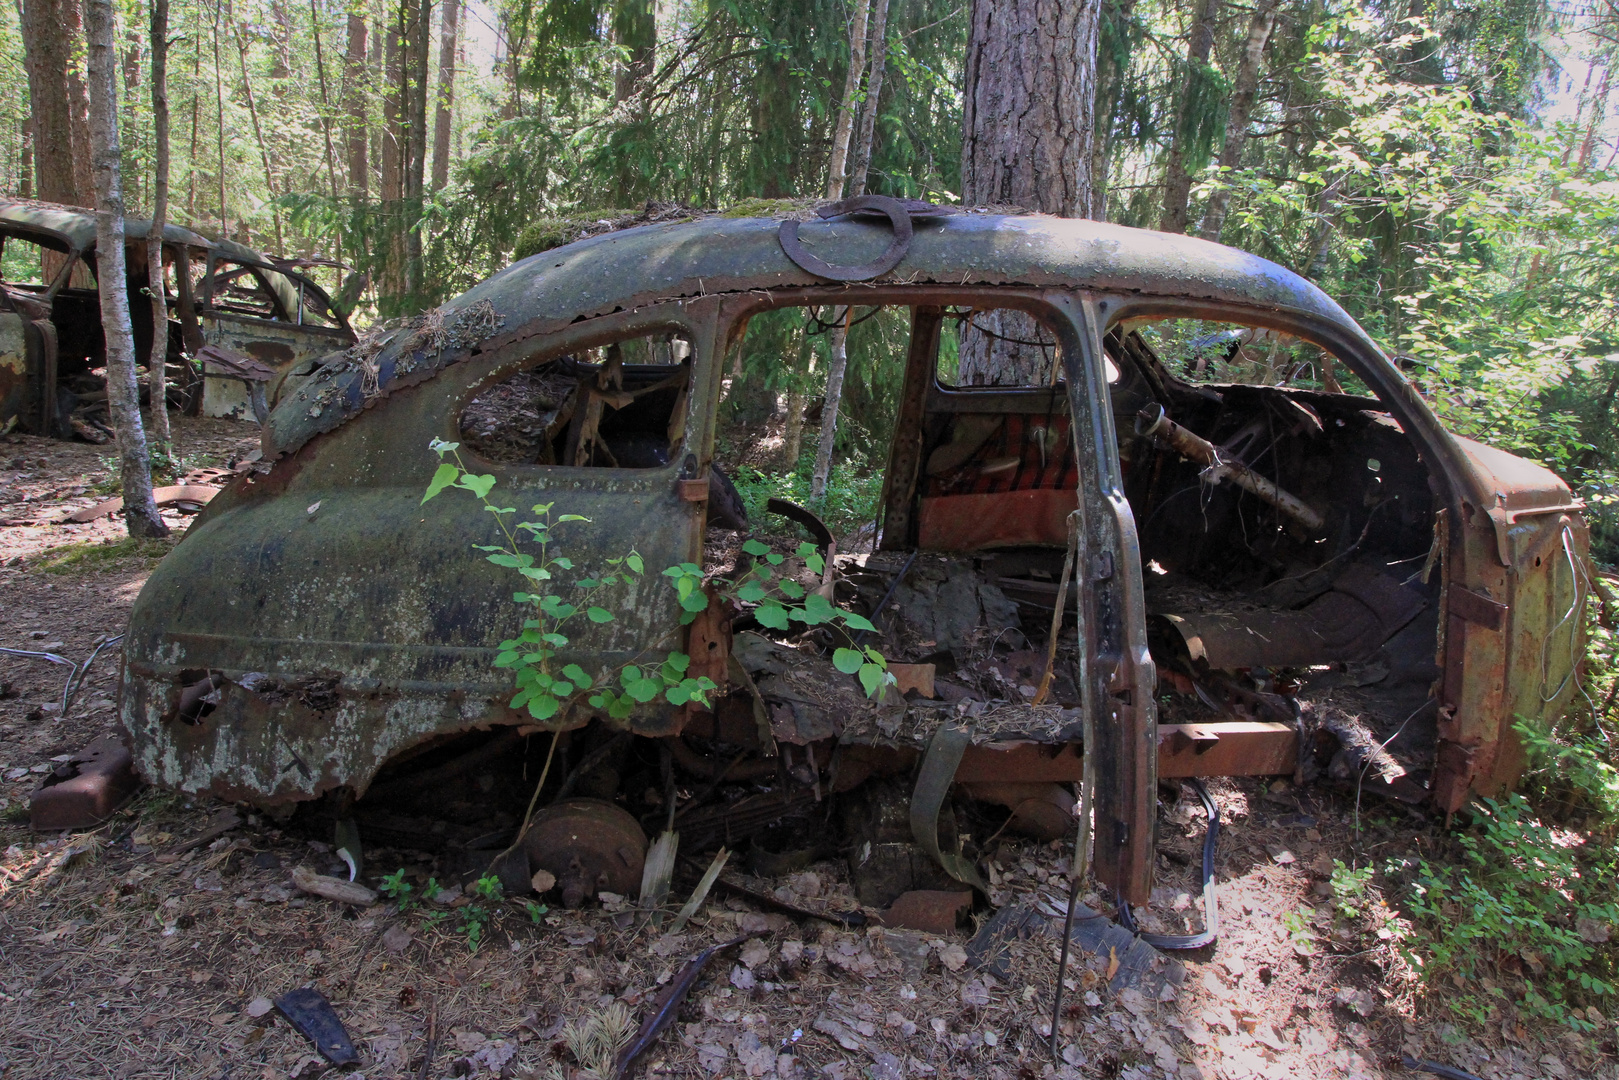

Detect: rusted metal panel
[1157, 722, 1297, 778]
[954, 741, 1085, 783]
[0, 309, 28, 429]
[200, 314, 348, 420]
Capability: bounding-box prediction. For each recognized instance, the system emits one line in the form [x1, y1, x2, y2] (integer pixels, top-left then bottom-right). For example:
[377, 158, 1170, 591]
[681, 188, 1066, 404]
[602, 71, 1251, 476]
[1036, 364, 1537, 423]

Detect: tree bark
[1197, 0, 1278, 241]
[430, 0, 458, 192]
[403, 0, 430, 302]
[66, 0, 94, 206]
[811, 308, 850, 501]
[1158, 0, 1222, 234]
[309, 0, 341, 198]
[85, 0, 166, 537]
[211, 5, 227, 235]
[959, 0, 1099, 385]
[20, 0, 91, 206]
[825, 0, 871, 201]
[381, 5, 402, 204]
[233, 16, 284, 251]
[147, 0, 172, 451]
[847, 0, 890, 197]
[343, 13, 368, 197]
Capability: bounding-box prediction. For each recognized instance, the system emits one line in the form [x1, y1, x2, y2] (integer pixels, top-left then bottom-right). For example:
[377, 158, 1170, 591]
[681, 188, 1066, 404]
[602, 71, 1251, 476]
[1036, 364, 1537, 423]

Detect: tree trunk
[1300, 175, 1343, 281]
[1158, 0, 1222, 234]
[959, 0, 1100, 385]
[233, 17, 284, 252]
[611, 0, 653, 106]
[147, 0, 171, 451]
[403, 0, 430, 303]
[211, 7, 227, 235]
[811, 308, 850, 502]
[310, 0, 341, 198]
[185, 29, 198, 217]
[66, 0, 94, 206]
[19, 115, 31, 197]
[824, 0, 870, 201]
[381, 7, 402, 204]
[430, 0, 457, 192]
[20, 0, 91, 206]
[847, 0, 890, 197]
[85, 0, 166, 537]
[343, 13, 368, 197]
[1197, 0, 1278, 241]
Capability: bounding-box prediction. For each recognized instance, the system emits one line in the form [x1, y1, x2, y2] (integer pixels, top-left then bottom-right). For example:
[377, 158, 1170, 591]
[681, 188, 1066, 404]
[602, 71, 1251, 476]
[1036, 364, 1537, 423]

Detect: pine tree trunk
[147, 0, 171, 451]
[430, 0, 458, 192]
[85, 0, 166, 537]
[1197, 0, 1278, 242]
[19, 116, 31, 197]
[66, 0, 94, 207]
[847, 0, 889, 197]
[959, 0, 1100, 385]
[21, 0, 90, 206]
[403, 0, 430, 303]
[211, 7, 228, 235]
[1158, 0, 1222, 234]
[343, 13, 368, 197]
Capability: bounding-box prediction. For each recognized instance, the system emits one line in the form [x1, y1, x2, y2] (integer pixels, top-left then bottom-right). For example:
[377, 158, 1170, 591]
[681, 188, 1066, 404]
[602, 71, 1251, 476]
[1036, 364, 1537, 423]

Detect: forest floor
[0, 416, 1609, 1080]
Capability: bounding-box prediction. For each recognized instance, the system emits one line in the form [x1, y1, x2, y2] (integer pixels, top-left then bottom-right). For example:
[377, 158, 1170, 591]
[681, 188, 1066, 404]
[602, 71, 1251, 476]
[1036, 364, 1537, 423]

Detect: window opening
[460, 331, 692, 468]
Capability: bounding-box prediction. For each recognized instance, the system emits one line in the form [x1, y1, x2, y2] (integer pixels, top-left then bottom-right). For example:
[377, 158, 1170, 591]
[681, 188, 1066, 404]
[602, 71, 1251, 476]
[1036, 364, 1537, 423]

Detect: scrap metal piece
[64, 483, 219, 523]
[274, 987, 359, 1065]
[522, 798, 648, 909]
[612, 935, 751, 1080]
[1136, 402, 1324, 531]
[874, 889, 972, 934]
[29, 735, 141, 830]
[777, 196, 917, 282]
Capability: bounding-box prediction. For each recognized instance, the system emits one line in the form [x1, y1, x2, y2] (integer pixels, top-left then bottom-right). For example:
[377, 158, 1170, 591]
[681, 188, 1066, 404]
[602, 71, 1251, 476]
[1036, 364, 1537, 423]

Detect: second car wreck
[120, 204, 1587, 916]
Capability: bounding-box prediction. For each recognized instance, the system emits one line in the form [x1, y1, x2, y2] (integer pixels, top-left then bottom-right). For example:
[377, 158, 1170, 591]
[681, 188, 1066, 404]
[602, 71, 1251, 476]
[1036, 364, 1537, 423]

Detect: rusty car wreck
[120, 203, 1587, 916]
[0, 198, 353, 440]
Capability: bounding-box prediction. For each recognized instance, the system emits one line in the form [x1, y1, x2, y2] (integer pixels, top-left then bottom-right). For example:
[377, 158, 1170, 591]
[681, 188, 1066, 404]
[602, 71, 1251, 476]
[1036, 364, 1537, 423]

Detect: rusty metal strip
[777, 196, 915, 282]
[1447, 583, 1507, 631]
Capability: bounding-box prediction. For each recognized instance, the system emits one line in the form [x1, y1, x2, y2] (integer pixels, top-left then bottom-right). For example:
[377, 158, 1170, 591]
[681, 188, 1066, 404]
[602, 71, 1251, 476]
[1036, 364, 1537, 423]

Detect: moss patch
[32, 535, 177, 574]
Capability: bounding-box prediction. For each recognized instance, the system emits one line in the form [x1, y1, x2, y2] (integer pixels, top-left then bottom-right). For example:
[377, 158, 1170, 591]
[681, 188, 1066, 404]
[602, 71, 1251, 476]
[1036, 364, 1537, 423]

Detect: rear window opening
[459, 331, 693, 467]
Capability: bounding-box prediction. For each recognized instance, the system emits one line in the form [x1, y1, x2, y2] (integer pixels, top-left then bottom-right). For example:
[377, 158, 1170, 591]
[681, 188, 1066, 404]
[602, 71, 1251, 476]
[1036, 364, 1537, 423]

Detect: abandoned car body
[121, 208, 1586, 908]
[0, 198, 353, 438]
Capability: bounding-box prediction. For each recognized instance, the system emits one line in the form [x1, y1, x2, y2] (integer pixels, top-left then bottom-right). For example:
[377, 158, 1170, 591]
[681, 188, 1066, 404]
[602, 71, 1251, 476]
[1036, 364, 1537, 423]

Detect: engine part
[522, 798, 648, 908]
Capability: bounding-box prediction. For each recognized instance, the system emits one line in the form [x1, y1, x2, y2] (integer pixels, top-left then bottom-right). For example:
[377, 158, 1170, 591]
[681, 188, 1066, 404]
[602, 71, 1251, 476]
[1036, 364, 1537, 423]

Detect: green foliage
[729, 461, 885, 540]
[460, 874, 505, 953]
[1329, 860, 1374, 921]
[423, 438, 715, 724]
[378, 867, 414, 911]
[1404, 794, 1619, 1029]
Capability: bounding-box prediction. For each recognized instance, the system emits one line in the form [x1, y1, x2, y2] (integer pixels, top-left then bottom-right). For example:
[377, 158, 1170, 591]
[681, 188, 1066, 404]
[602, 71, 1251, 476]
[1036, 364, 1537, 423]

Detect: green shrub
[729, 459, 884, 541]
[1404, 793, 1619, 1029]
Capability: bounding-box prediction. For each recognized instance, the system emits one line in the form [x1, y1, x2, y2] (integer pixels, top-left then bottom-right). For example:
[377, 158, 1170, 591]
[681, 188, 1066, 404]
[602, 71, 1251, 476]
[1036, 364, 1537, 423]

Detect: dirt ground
[0, 417, 1610, 1080]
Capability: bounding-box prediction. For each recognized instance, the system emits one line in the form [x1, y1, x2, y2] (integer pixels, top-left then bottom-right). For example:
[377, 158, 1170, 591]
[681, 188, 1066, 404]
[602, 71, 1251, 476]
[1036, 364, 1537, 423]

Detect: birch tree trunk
[403, 0, 431, 303]
[430, 0, 458, 192]
[310, 0, 341, 198]
[86, 0, 167, 537]
[1158, 0, 1222, 234]
[958, 0, 1100, 385]
[146, 0, 172, 451]
[1197, 0, 1278, 242]
[811, 0, 874, 502]
[847, 0, 889, 197]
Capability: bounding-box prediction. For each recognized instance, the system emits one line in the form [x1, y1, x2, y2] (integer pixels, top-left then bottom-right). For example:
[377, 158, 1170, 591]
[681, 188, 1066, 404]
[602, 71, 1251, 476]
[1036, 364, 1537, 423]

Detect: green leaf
[542, 633, 568, 647]
[609, 698, 635, 719]
[737, 581, 767, 603]
[755, 602, 790, 630]
[766, 553, 785, 566]
[626, 553, 644, 574]
[681, 592, 711, 613]
[556, 514, 589, 523]
[518, 567, 553, 581]
[626, 678, 661, 703]
[833, 648, 864, 674]
[804, 552, 825, 575]
[552, 556, 574, 570]
[664, 652, 691, 673]
[858, 664, 886, 698]
[562, 664, 590, 685]
[795, 541, 817, 558]
[576, 578, 599, 588]
[742, 539, 771, 557]
[587, 607, 615, 623]
[457, 473, 497, 499]
[528, 695, 561, 720]
[494, 650, 519, 668]
[621, 665, 642, 685]
[661, 566, 685, 578]
[777, 579, 805, 600]
[486, 552, 534, 569]
[429, 438, 460, 457]
[840, 612, 877, 633]
[664, 684, 691, 705]
[801, 593, 836, 624]
[550, 680, 574, 697]
[422, 462, 459, 503]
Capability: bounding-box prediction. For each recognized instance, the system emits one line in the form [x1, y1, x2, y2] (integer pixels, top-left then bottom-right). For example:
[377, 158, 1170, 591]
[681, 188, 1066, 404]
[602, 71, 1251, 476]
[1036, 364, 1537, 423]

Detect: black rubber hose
[1117, 778, 1219, 950]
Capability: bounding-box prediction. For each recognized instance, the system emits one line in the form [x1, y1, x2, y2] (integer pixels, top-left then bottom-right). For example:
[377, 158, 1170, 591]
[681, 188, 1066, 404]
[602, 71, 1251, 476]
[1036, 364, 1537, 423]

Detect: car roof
[269, 211, 1374, 457]
[0, 197, 216, 251]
